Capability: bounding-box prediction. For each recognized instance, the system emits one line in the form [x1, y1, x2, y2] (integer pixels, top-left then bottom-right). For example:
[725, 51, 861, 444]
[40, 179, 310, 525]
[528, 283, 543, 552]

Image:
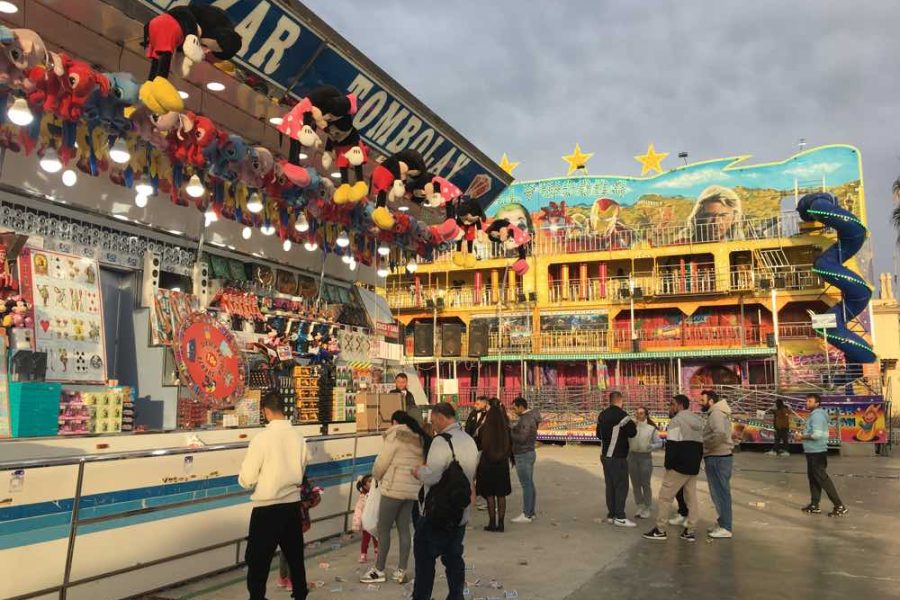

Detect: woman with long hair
[628, 406, 662, 520]
[475, 402, 513, 532]
[361, 411, 429, 584]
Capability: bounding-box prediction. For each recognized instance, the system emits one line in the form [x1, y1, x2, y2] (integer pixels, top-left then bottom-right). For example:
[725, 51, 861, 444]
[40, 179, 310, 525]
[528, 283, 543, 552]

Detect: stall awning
[478, 347, 777, 362]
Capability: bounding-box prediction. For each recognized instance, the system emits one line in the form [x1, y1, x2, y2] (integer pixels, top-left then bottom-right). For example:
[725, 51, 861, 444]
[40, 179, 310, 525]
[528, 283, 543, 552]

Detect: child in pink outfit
[352, 474, 378, 563]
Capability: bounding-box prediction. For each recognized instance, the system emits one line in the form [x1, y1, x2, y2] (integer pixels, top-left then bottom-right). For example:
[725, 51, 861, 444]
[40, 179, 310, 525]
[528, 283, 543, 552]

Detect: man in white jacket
[239, 392, 309, 600]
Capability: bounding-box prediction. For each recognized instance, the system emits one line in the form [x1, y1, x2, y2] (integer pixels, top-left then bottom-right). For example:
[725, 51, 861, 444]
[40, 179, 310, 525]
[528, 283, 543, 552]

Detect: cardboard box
[356, 393, 403, 432]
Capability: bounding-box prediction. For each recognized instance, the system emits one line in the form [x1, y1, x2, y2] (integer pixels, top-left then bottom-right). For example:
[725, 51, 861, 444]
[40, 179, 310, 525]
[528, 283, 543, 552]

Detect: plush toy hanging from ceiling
[485, 218, 531, 275]
[409, 172, 461, 242]
[277, 85, 369, 204]
[450, 195, 485, 268]
[369, 149, 427, 230]
[140, 4, 240, 115]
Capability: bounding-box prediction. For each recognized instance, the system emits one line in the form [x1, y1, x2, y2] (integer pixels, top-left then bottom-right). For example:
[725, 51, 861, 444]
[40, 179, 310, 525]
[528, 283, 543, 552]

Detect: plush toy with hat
[140, 4, 240, 115]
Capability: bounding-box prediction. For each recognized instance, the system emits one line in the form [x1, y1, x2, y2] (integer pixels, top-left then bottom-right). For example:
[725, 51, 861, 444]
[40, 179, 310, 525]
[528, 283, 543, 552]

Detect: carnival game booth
[0, 1, 510, 598]
[387, 142, 885, 451]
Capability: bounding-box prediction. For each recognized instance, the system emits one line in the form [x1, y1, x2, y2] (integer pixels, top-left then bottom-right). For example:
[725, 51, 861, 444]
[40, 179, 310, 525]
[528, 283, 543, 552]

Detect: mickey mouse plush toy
[485, 219, 532, 275]
[278, 85, 368, 204]
[140, 4, 240, 115]
[450, 195, 485, 268]
[369, 149, 427, 230]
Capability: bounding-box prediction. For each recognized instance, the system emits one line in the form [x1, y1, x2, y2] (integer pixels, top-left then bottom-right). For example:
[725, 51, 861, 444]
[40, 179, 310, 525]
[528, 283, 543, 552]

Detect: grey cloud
[304, 0, 900, 279]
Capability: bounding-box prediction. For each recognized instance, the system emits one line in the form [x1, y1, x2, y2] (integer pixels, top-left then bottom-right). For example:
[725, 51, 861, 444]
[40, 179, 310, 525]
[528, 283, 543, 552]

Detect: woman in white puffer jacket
[361, 411, 429, 584]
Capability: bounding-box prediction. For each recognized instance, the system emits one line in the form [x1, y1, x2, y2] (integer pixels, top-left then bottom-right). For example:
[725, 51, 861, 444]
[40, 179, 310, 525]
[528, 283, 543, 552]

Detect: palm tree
[892, 176, 900, 241]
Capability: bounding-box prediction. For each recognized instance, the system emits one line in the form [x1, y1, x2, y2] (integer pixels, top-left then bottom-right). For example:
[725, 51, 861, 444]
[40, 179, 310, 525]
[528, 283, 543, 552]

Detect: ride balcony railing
[534, 213, 803, 256]
[536, 329, 611, 353]
[611, 324, 766, 350]
[386, 285, 518, 310]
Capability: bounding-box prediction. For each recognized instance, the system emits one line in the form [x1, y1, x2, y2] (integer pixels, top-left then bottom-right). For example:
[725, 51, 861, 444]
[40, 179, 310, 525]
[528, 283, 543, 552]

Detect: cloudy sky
[304, 0, 900, 280]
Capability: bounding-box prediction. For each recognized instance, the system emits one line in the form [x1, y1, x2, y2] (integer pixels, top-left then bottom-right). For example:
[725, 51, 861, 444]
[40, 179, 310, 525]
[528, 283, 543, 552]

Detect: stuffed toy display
[277, 85, 368, 204]
[485, 218, 532, 275]
[369, 149, 427, 230]
[0, 26, 49, 92]
[140, 4, 240, 115]
[450, 195, 485, 268]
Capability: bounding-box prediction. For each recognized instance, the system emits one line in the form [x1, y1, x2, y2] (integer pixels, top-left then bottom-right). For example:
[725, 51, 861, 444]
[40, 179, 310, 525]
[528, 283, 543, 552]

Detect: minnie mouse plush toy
[140, 4, 240, 115]
[485, 218, 532, 275]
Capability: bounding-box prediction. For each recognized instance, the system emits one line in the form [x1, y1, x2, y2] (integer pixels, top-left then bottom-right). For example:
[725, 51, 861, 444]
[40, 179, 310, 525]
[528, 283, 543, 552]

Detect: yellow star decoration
[562, 143, 594, 176]
[498, 153, 519, 176]
[634, 143, 669, 176]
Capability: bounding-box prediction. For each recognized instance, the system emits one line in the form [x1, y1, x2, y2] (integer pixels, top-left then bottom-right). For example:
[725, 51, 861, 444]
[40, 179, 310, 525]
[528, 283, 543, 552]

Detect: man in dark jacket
[510, 397, 542, 523]
[391, 373, 420, 422]
[464, 396, 489, 445]
[596, 391, 637, 527]
[644, 394, 704, 542]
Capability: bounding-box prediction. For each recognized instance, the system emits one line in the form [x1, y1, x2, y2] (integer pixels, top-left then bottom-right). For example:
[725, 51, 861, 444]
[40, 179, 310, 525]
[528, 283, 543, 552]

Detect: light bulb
[185, 174, 205, 197]
[242, 226, 252, 240]
[282, 239, 292, 252]
[298, 152, 309, 160]
[0, 2, 19, 14]
[330, 171, 341, 179]
[109, 138, 130, 164]
[206, 82, 225, 92]
[7, 97, 32, 126]
[398, 205, 410, 212]
[268, 116, 283, 126]
[261, 222, 275, 236]
[61, 169, 77, 187]
[178, 90, 189, 100]
[134, 176, 153, 197]
[349, 258, 358, 271]
[295, 213, 309, 232]
[377, 243, 390, 257]
[246, 193, 263, 213]
[204, 208, 218, 226]
[40, 148, 62, 173]
[135, 193, 148, 208]
[336, 231, 350, 248]
[377, 266, 389, 278]
[406, 258, 418, 273]
[341, 254, 351, 264]
[304, 240, 318, 252]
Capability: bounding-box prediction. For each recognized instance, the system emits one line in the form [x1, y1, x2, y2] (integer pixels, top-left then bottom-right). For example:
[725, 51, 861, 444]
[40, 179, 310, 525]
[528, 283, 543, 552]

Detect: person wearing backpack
[411, 402, 478, 600]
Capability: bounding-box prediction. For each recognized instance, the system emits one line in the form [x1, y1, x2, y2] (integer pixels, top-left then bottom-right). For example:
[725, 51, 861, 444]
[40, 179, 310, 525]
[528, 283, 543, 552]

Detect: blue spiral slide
[797, 192, 876, 364]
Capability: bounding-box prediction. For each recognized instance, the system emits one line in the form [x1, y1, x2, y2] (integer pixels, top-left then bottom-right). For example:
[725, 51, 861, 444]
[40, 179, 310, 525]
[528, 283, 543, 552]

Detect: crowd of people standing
[233, 379, 847, 600]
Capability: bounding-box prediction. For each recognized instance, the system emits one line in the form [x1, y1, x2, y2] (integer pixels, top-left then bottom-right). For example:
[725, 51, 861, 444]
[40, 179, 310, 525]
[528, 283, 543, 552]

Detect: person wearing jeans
[701, 390, 734, 539]
[510, 397, 542, 523]
[801, 393, 847, 517]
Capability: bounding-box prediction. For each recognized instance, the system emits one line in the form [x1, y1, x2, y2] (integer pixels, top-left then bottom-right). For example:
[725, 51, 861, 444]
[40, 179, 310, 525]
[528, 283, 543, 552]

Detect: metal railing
[536, 329, 611, 352]
[1, 433, 366, 600]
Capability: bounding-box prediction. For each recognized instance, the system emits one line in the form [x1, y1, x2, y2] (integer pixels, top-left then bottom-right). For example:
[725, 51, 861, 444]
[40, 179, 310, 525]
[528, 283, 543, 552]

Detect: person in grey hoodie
[509, 397, 542, 523]
[643, 394, 704, 542]
[701, 390, 734, 539]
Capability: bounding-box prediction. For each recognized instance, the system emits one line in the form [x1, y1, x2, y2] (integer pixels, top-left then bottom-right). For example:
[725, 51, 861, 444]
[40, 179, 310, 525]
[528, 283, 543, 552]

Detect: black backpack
[423, 433, 472, 530]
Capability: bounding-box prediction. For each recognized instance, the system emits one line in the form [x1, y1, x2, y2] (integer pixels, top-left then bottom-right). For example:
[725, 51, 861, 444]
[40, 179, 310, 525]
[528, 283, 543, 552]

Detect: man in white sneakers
[596, 391, 638, 527]
[239, 392, 309, 600]
[701, 389, 734, 539]
[644, 394, 704, 542]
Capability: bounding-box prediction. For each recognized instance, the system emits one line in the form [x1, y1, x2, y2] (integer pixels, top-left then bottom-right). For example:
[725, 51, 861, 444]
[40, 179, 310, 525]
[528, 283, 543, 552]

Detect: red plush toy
[140, 5, 240, 115]
[171, 112, 217, 168]
[369, 149, 427, 231]
[56, 55, 109, 122]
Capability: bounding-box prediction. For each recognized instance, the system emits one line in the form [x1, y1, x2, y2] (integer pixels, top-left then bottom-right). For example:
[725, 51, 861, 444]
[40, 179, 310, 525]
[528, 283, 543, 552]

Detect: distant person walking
[412, 403, 479, 600]
[629, 407, 662, 519]
[510, 397, 542, 523]
[597, 390, 638, 527]
[239, 392, 309, 600]
[767, 398, 794, 456]
[476, 401, 513, 532]
[361, 411, 429, 584]
[643, 394, 704, 542]
[701, 390, 734, 539]
[801, 394, 848, 517]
